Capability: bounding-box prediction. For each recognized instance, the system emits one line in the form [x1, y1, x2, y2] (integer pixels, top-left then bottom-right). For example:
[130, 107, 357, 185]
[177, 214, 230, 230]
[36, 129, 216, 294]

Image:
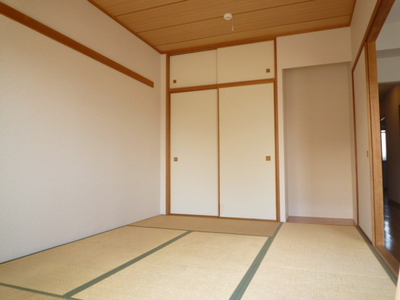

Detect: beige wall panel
[353, 49, 373, 240]
[284, 63, 354, 220]
[350, 0, 378, 62]
[170, 50, 217, 88]
[219, 84, 276, 220]
[276, 27, 353, 221]
[277, 28, 352, 69]
[217, 41, 275, 84]
[0, 11, 161, 263]
[170, 90, 219, 216]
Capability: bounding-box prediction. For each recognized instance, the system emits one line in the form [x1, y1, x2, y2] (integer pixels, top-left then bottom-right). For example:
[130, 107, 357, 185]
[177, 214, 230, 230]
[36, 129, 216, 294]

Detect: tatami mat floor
[0, 215, 396, 299]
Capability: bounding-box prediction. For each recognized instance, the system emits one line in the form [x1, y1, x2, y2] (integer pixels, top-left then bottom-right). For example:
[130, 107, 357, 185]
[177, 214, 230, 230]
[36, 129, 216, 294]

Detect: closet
[169, 41, 277, 220]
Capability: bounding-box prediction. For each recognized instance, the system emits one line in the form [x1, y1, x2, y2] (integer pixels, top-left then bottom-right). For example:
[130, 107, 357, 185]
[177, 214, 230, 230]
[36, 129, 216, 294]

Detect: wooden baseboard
[388, 198, 400, 210]
[286, 216, 356, 226]
[375, 245, 399, 280]
[168, 213, 278, 222]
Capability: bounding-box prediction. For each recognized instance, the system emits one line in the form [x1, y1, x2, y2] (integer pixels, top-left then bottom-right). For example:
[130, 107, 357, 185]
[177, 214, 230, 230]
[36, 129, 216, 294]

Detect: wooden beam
[168, 78, 275, 94]
[0, 3, 154, 88]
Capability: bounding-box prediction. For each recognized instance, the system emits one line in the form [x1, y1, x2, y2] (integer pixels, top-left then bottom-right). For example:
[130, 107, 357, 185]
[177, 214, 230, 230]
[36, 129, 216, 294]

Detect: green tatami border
[0, 282, 81, 300]
[356, 226, 397, 284]
[229, 222, 283, 300]
[128, 224, 276, 237]
[63, 230, 192, 298]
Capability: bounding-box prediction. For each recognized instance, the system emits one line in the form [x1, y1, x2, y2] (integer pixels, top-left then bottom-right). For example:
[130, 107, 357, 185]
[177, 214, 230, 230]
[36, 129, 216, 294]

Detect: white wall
[350, 0, 378, 62]
[277, 28, 352, 69]
[377, 21, 400, 51]
[377, 19, 400, 83]
[276, 27, 353, 221]
[284, 63, 354, 219]
[377, 53, 400, 83]
[0, 0, 162, 263]
[1, 0, 160, 82]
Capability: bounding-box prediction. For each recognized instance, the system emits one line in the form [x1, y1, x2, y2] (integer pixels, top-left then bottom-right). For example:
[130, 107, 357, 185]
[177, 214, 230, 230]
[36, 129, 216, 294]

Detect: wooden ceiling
[88, 0, 356, 54]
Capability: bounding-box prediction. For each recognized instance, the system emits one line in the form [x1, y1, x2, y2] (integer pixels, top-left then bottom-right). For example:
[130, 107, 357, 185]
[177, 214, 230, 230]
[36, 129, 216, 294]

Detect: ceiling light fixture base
[224, 13, 233, 21]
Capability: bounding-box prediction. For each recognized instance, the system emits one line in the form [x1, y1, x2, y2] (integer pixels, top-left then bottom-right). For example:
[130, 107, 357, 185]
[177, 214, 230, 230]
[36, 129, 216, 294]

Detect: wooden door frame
[358, 0, 398, 277]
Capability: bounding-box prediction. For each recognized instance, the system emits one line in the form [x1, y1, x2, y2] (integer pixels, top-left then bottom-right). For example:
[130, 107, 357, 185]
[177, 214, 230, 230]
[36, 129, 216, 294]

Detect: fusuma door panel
[170, 90, 219, 216]
[170, 50, 217, 88]
[217, 41, 275, 84]
[219, 84, 276, 220]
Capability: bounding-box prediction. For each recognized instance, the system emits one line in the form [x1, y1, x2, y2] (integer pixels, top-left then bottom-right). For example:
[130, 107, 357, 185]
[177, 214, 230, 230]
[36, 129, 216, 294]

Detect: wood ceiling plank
[88, 0, 187, 16]
[89, 0, 356, 53]
[157, 16, 351, 53]
[137, 0, 353, 46]
[116, 0, 311, 33]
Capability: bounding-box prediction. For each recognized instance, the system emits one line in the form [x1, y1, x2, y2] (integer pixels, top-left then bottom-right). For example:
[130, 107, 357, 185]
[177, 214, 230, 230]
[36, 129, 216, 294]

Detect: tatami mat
[241, 223, 396, 300]
[131, 215, 279, 236]
[0, 285, 61, 300]
[0, 219, 396, 300]
[75, 232, 268, 300]
[0, 226, 185, 295]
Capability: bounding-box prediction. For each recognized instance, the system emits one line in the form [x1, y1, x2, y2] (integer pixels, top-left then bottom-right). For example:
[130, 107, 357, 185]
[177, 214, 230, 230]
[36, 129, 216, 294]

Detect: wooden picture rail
[0, 3, 154, 88]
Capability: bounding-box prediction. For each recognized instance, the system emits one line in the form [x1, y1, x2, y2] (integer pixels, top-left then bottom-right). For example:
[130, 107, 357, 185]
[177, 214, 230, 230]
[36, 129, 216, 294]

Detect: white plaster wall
[350, 0, 378, 62]
[377, 21, 400, 51]
[0, 1, 162, 263]
[284, 63, 354, 219]
[378, 55, 400, 83]
[1, 0, 160, 82]
[377, 19, 400, 84]
[278, 28, 352, 69]
[276, 27, 353, 221]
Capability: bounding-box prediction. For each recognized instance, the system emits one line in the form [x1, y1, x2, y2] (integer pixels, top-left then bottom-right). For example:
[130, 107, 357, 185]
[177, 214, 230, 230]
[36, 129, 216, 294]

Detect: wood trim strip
[169, 213, 279, 222]
[351, 53, 361, 227]
[168, 78, 275, 94]
[0, 3, 154, 88]
[351, 0, 395, 72]
[365, 42, 385, 247]
[286, 216, 356, 226]
[375, 245, 400, 279]
[366, 0, 396, 42]
[273, 38, 280, 222]
[217, 89, 221, 217]
[166, 54, 171, 214]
